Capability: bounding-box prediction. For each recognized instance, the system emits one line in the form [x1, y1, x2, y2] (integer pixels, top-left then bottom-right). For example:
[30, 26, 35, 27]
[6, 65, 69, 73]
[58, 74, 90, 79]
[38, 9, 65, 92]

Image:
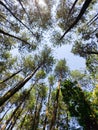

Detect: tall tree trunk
[66, 113, 69, 130]
[0, 104, 13, 123]
[0, 29, 30, 45]
[56, 107, 60, 130]
[0, 65, 41, 107]
[43, 85, 52, 130]
[18, 112, 28, 130]
[32, 93, 39, 130]
[50, 80, 61, 130]
[6, 103, 25, 130]
[35, 98, 43, 130]
[1, 101, 23, 130]
[1, 84, 33, 130]
[32, 95, 43, 130]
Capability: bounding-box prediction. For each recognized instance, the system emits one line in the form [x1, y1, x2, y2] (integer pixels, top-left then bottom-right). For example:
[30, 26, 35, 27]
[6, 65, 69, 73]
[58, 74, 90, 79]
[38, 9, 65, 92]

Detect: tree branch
[0, 68, 23, 84]
[0, 65, 41, 107]
[17, 0, 30, 20]
[60, 0, 92, 40]
[0, 1, 35, 36]
[0, 29, 30, 45]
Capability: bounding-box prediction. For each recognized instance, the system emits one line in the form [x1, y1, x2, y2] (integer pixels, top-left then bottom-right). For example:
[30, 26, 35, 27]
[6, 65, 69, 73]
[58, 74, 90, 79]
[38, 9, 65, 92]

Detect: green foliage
[72, 40, 98, 75]
[55, 59, 69, 79]
[86, 55, 98, 75]
[34, 45, 55, 73]
[70, 70, 85, 81]
[48, 75, 55, 86]
[61, 80, 98, 129]
[35, 70, 46, 80]
[92, 85, 98, 119]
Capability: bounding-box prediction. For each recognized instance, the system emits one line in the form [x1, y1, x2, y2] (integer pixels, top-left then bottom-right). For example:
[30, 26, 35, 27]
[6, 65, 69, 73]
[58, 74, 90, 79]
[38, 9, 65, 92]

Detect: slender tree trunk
[32, 93, 39, 130]
[56, 107, 60, 130]
[0, 65, 41, 107]
[66, 113, 69, 130]
[0, 104, 13, 122]
[7, 103, 25, 130]
[1, 85, 33, 130]
[17, 0, 30, 20]
[68, 0, 78, 17]
[0, 29, 30, 45]
[0, 69, 23, 84]
[18, 112, 28, 130]
[43, 85, 52, 130]
[35, 98, 43, 130]
[43, 116, 47, 130]
[32, 95, 43, 130]
[1, 102, 23, 130]
[50, 80, 61, 130]
[35, 0, 43, 24]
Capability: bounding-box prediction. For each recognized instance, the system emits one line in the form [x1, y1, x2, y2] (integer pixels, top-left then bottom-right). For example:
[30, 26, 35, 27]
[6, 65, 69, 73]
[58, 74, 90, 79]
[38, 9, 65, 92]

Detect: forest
[0, 0, 98, 130]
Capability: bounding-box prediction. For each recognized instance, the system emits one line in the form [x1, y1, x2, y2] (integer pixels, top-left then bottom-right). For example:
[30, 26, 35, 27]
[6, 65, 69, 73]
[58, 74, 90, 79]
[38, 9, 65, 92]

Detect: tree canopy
[0, 0, 98, 129]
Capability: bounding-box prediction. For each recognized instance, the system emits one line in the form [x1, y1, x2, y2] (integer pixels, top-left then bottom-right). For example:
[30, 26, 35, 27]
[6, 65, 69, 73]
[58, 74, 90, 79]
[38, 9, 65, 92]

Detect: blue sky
[54, 44, 86, 70]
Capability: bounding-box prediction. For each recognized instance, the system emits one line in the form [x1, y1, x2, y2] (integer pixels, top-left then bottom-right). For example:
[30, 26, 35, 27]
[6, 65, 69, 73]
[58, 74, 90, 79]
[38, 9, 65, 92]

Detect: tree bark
[7, 103, 24, 130]
[43, 85, 52, 130]
[0, 65, 41, 107]
[60, 0, 92, 40]
[1, 101, 23, 130]
[50, 80, 60, 130]
[32, 95, 43, 130]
